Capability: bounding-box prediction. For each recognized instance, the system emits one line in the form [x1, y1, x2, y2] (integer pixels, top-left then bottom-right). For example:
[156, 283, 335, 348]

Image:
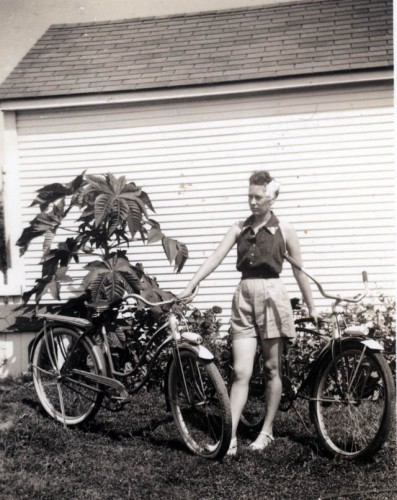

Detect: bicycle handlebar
[284, 253, 369, 303]
[123, 286, 199, 308]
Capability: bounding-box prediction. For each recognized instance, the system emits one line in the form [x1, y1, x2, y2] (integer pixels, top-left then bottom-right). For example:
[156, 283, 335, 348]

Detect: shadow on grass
[84, 413, 190, 454]
[23, 393, 188, 453]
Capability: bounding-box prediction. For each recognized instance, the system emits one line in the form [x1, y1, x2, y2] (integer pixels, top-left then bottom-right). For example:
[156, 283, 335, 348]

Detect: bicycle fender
[306, 337, 383, 391]
[28, 325, 90, 366]
[360, 338, 384, 351]
[163, 344, 215, 412]
[179, 342, 214, 361]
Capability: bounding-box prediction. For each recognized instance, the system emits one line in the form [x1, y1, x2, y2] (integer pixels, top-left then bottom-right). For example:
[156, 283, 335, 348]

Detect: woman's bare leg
[230, 337, 258, 439]
[251, 337, 284, 447]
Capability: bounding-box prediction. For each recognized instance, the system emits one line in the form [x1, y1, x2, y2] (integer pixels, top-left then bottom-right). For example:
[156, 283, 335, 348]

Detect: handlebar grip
[362, 271, 368, 283]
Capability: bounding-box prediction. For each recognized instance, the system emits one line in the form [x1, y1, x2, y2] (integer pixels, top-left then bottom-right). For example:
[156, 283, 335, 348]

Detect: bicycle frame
[282, 253, 384, 401]
[31, 292, 214, 405]
[30, 287, 233, 459]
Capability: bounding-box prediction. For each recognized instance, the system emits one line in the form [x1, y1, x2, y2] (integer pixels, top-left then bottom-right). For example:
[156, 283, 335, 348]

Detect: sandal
[249, 431, 274, 451]
[226, 437, 238, 456]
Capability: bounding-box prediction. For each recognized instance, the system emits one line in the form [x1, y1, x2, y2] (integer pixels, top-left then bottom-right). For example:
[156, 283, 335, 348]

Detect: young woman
[178, 171, 318, 455]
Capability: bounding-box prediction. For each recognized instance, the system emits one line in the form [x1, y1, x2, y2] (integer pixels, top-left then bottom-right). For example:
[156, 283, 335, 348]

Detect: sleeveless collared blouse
[236, 212, 285, 279]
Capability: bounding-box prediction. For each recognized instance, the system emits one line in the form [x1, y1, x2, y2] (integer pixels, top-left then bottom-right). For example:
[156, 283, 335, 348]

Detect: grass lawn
[0, 377, 395, 500]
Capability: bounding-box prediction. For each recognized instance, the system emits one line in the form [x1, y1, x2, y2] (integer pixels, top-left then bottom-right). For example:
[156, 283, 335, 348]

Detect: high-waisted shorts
[230, 278, 296, 341]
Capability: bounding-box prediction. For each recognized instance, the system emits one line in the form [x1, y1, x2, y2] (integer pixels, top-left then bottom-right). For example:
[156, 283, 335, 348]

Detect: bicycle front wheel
[168, 349, 232, 459]
[32, 327, 105, 426]
[310, 340, 395, 460]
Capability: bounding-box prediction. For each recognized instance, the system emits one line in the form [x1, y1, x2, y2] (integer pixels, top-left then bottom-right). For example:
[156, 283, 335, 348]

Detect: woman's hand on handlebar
[308, 306, 321, 327]
[178, 286, 197, 302]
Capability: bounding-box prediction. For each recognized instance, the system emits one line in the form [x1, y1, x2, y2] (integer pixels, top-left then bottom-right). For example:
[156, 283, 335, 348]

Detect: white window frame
[0, 111, 24, 294]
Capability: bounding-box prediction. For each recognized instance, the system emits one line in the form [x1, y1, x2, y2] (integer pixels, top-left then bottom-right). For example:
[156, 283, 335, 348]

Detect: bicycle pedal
[112, 394, 134, 404]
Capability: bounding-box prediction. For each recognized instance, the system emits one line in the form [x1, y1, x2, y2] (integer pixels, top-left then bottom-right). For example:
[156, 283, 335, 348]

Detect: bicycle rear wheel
[32, 327, 105, 426]
[168, 349, 232, 459]
[310, 340, 395, 460]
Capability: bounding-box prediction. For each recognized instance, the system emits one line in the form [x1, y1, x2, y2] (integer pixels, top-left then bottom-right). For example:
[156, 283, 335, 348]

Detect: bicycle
[228, 254, 395, 460]
[29, 289, 232, 460]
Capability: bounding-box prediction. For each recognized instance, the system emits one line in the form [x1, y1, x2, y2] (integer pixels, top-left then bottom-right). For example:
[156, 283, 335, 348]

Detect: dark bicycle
[228, 255, 395, 460]
[29, 289, 232, 460]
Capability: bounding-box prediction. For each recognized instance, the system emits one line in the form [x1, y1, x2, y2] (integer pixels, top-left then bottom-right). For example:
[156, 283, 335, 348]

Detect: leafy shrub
[341, 294, 396, 376]
[103, 302, 226, 390]
[17, 172, 188, 306]
[289, 296, 396, 380]
[109, 292, 395, 391]
[199, 296, 396, 387]
[183, 305, 225, 358]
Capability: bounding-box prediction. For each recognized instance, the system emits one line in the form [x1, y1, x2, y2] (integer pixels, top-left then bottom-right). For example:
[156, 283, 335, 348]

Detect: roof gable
[0, 0, 392, 100]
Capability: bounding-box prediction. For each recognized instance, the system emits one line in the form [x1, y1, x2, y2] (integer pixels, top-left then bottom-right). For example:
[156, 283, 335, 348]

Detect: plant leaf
[118, 269, 141, 294]
[147, 226, 163, 245]
[30, 183, 68, 211]
[104, 276, 125, 302]
[174, 241, 189, 273]
[124, 182, 140, 193]
[85, 174, 113, 194]
[162, 237, 178, 265]
[86, 273, 109, 302]
[114, 175, 126, 195]
[126, 201, 143, 240]
[139, 190, 155, 212]
[66, 171, 86, 193]
[107, 198, 130, 237]
[42, 228, 56, 258]
[83, 254, 141, 302]
[120, 192, 149, 219]
[94, 193, 114, 227]
[56, 266, 73, 282]
[17, 205, 64, 256]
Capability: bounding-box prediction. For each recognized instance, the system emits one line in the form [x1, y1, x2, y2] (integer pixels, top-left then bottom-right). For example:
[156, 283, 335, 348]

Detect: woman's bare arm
[280, 221, 318, 319]
[179, 223, 240, 298]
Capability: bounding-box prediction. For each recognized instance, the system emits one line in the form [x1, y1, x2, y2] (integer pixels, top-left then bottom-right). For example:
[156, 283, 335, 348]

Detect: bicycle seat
[85, 301, 111, 313]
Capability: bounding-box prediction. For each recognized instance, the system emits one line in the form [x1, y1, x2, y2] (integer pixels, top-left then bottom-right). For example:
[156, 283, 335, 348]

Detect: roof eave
[1, 68, 393, 111]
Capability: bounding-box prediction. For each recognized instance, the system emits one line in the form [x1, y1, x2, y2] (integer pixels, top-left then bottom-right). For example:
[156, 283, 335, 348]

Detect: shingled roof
[0, 0, 392, 100]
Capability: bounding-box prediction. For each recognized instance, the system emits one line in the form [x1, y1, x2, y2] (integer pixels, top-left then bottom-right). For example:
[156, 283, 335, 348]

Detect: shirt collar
[242, 212, 279, 235]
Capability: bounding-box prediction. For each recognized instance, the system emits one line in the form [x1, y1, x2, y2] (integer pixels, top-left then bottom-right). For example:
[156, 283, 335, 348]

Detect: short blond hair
[249, 171, 279, 198]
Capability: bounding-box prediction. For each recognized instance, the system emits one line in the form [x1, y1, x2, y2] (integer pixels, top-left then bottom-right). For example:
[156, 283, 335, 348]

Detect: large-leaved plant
[17, 172, 188, 305]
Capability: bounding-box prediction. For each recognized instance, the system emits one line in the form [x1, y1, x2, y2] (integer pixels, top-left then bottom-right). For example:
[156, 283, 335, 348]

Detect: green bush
[200, 296, 396, 386]
[291, 296, 396, 380]
[85, 287, 396, 390]
[102, 301, 226, 391]
[343, 294, 396, 375]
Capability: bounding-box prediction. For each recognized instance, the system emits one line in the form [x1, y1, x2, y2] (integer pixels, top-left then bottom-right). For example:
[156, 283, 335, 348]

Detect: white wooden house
[0, 0, 393, 376]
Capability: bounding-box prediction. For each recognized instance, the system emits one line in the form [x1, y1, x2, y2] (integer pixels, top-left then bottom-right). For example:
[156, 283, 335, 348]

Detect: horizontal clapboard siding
[15, 81, 394, 329]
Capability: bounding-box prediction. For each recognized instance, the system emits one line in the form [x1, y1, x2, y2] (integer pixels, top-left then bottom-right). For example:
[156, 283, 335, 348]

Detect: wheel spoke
[32, 327, 104, 426]
[168, 350, 231, 459]
[311, 343, 394, 459]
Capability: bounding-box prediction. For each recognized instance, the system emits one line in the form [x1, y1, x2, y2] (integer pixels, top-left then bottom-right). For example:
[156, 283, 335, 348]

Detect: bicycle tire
[32, 326, 105, 426]
[168, 349, 232, 459]
[310, 339, 395, 460]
